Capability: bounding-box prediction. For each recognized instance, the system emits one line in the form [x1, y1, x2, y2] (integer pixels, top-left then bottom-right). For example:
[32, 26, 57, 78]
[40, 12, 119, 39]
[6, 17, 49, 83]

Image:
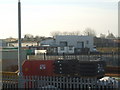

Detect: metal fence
[28, 53, 119, 66]
[2, 75, 119, 90]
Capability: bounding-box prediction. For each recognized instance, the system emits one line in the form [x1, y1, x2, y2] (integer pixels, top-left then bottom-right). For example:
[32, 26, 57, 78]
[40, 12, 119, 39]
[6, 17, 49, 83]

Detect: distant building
[94, 37, 118, 48]
[5, 38, 17, 42]
[0, 40, 7, 47]
[40, 35, 94, 54]
[40, 39, 55, 46]
[8, 41, 39, 47]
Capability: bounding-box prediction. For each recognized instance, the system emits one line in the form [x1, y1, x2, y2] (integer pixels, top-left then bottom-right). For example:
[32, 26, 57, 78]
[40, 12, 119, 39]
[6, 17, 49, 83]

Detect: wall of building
[55, 35, 94, 51]
[40, 39, 55, 46]
[57, 46, 74, 54]
[8, 42, 38, 47]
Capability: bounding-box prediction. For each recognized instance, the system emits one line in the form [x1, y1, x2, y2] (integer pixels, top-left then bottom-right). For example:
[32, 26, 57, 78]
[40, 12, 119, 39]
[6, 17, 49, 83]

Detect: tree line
[50, 28, 96, 37]
[23, 27, 117, 40]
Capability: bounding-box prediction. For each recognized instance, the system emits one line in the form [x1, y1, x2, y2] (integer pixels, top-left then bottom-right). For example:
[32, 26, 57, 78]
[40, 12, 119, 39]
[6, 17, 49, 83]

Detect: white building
[55, 35, 93, 49]
[40, 35, 94, 54]
[8, 41, 39, 47]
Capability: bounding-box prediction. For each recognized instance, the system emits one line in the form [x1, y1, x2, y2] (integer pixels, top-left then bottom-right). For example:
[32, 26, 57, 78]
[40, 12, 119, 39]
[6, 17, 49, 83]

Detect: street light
[18, 0, 23, 88]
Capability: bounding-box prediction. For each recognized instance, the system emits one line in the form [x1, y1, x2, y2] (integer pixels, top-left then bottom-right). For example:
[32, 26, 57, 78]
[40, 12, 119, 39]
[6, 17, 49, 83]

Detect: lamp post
[18, 0, 23, 88]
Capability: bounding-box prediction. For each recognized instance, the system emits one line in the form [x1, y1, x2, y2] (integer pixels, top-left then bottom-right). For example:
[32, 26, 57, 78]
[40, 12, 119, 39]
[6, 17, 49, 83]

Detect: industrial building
[8, 41, 39, 47]
[40, 35, 94, 54]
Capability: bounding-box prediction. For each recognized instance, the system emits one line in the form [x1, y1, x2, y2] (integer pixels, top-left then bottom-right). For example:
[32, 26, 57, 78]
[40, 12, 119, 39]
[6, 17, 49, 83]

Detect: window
[60, 41, 67, 46]
[86, 40, 89, 44]
[69, 46, 73, 50]
[77, 41, 84, 48]
[60, 47, 64, 51]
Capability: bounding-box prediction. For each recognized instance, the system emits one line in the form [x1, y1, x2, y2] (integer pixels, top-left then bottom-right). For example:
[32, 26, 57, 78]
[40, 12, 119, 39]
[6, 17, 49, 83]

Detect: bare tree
[23, 34, 34, 41]
[83, 28, 96, 37]
[106, 32, 116, 39]
[50, 31, 61, 37]
[24, 34, 34, 39]
[62, 31, 69, 35]
[100, 33, 106, 38]
[68, 32, 75, 35]
[34, 35, 41, 41]
[50, 30, 81, 36]
[71, 31, 81, 35]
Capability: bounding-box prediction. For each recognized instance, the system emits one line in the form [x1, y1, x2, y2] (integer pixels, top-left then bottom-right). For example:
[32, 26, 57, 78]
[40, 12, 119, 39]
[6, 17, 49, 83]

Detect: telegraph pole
[18, 0, 23, 88]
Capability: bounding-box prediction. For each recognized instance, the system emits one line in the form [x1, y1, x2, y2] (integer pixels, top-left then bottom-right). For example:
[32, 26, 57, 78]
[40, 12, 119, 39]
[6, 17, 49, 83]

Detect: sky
[0, 0, 119, 39]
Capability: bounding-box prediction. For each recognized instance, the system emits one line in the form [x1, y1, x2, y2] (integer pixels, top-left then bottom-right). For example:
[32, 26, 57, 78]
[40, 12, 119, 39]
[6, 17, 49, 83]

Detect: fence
[2, 75, 119, 90]
[28, 53, 119, 66]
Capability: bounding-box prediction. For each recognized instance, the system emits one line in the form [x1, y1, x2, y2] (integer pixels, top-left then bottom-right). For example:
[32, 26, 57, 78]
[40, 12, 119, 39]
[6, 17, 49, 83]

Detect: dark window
[60, 47, 64, 51]
[69, 46, 73, 50]
[60, 41, 67, 46]
[77, 41, 84, 48]
[86, 40, 89, 44]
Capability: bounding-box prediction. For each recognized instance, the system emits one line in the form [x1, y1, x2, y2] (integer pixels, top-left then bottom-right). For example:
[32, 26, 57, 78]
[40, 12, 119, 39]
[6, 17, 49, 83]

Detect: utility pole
[18, 0, 23, 88]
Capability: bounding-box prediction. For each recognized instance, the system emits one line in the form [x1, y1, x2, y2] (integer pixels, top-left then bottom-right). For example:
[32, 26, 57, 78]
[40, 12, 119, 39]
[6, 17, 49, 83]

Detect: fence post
[113, 80, 118, 89]
[76, 78, 79, 89]
[97, 80, 101, 90]
[73, 77, 76, 89]
[102, 80, 105, 89]
[66, 77, 69, 89]
[56, 76, 59, 88]
[80, 78, 83, 89]
[62, 76, 65, 89]
[69, 77, 72, 89]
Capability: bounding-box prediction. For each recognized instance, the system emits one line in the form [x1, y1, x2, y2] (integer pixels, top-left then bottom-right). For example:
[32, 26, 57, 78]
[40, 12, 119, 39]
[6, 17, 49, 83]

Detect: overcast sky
[0, 0, 119, 39]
